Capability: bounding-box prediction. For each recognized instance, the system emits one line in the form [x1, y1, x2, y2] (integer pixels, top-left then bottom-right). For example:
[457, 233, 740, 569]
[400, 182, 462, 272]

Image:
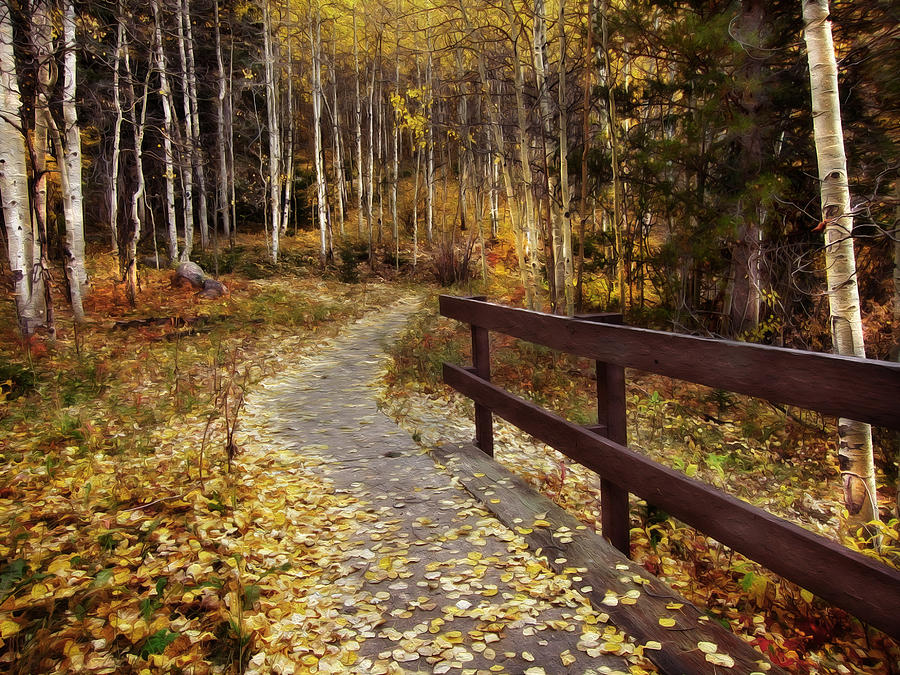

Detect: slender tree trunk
[1, 0, 36, 335]
[392, 22, 401, 266]
[262, 0, 282, 262]
[504, 0, 540, 309]
[109, 7, 124, 257]
[577, 0, 594, 312]
[213, 0, 231, 241]
[558, 0, 574, 315]
[367, 40, 377, 260]
[182, 0, 208, 249]
[601, 0, 625, 313]
[802, 0, 878, 531]
[29, 0, 52, 323]
[60, 0, 87, 312]
[123, 27, 150, 306]
[281, 25, 294, 237]
[310, 4, 328, 264]
[532, 0, 566, 311]
[425, 38, 434, 245]
[176, 0, 195, 261]
[152, 0, 179, 263]
[331, 37, 344, 237]
[353, 10, 364, 239]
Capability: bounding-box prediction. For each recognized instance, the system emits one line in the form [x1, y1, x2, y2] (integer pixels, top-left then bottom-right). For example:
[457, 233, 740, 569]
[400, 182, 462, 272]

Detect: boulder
[198, 278, 229, 299]
[172, 261, 207, 289]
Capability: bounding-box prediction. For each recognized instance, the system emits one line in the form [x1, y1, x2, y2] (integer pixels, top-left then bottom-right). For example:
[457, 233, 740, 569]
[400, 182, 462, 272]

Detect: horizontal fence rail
[439, 295, 900, 640]
[440, 295, 900, 430]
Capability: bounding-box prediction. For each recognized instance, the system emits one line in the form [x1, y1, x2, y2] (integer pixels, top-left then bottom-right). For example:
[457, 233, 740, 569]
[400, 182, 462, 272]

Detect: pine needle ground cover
[381, 299, 900, 674]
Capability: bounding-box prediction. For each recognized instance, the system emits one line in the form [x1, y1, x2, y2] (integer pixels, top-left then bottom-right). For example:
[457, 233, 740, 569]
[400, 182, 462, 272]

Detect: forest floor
[0, 234, 898, 673]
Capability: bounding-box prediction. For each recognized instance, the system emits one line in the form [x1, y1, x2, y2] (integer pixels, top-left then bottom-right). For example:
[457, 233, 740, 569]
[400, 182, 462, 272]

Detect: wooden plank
[433, 443, 785, 675]
[439, 295, 900, 430]
[443, 363, 900, 640]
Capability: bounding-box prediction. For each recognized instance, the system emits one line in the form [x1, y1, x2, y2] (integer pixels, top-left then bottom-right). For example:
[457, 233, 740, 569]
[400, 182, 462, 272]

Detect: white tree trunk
[213, 0, 231, 240]
[152, 0, 179, 262]
[558, 0, 573, 315]
[802, 0, 878, 530]
[425, 40, 434, 245]
[0, 0, 36, 335]
[182, 0, 208, 249]
[310, 5, 327, 263]
[61, 0, 87, 313]
[109, 6, 124, 256]
[123, 23, 150, 306]
[262, 0, 281, 262]
[353, 10, 364, 238]
[175, 0, 195, 261]
[281, 28, 294, 236]
[504, 0, 541, 310]
[331, 37, 344, 237]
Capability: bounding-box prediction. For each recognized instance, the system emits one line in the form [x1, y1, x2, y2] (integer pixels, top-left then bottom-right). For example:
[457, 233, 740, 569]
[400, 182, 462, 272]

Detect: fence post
[577, 313, 630, 556]
[469, 297, 494, 456]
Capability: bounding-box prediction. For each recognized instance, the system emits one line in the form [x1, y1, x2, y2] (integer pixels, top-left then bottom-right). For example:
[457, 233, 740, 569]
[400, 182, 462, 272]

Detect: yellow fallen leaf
[1, 620, 20, 638]
[658, 617, 676, 627]
[697, 641, 718, 654]
[644, 640, 662, 650]
[705, 652, 735, 667]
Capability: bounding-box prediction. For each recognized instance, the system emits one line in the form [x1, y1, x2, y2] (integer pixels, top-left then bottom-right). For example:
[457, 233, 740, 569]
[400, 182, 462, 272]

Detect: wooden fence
[439, 295, 900, 640]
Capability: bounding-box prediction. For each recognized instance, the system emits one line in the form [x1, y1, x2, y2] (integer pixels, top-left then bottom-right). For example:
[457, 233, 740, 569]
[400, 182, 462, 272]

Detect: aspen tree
[262, 0, 282, 262]
[122, 22, 151, 306]
[309, 2, 328, 263]
[0, 0, 36, 335]
[29, 0, 52, 322]
[152, 0, 180, 263]
[175, 0, 196, 260]
[213, 0, 232, 240]
[558, 0, 574, 315]
[109, 4, 124, 256]
[182, 0, 209, 249]
[60, 0, 87, 310]
[802, 0, 878, 530]
[353, 9, 364, 238]
[282, 18, 294, 237]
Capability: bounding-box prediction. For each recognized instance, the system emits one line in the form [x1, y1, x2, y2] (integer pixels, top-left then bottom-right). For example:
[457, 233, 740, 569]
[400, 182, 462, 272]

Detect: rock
[172, 261, 207, 289]
[198, 278, 229, 299]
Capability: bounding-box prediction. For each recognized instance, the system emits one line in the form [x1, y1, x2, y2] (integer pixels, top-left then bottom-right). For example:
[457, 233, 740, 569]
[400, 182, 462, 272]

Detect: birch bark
[802, 0, 878, 529]
[152, 0, 179, 262]
[213, 0, 231, 240]
[109, 6, 124, 256]
[353, 10, 364, 238]
[175, 0, 196, 260]
[0, 0, 36, 335]
[262, 0, 281, 262]
[61, 0, 87, 309]
[182, 0, 208, 249]
[310, 4, 328, 264]
[123, 24, 150, 306]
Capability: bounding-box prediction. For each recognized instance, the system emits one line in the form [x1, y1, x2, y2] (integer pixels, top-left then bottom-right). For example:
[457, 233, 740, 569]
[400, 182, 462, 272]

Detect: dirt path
[238, 298, 650, 674]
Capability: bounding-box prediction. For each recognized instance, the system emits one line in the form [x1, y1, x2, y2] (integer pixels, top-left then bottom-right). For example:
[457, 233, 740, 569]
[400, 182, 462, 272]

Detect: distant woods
[0, 0, 897, 351]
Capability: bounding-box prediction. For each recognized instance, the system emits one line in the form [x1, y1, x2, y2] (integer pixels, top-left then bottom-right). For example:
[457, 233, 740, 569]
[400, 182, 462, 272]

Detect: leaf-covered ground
[0, 250, 404, 672]
[379, 299, 900, 674]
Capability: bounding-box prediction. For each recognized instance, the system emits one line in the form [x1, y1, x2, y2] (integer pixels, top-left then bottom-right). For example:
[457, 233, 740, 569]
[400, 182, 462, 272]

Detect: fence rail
[439, 295, 900, 640]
